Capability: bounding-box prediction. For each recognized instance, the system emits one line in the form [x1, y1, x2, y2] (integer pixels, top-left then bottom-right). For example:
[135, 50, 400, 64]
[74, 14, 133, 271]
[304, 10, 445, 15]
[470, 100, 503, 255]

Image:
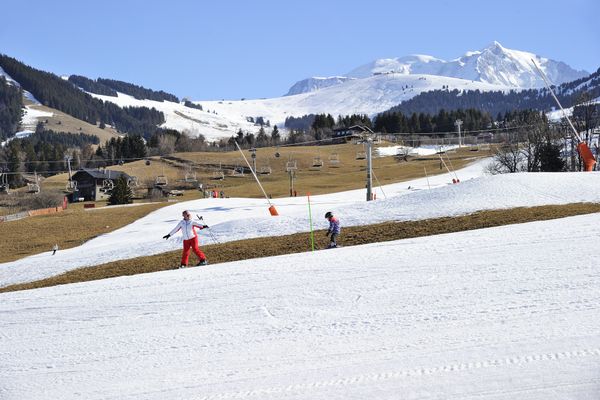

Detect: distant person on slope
[324, 211, 340, 248]
[163, 210, 209, 268]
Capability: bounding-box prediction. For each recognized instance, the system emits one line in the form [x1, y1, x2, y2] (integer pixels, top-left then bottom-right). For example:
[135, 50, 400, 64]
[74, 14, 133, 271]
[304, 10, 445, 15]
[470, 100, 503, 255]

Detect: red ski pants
[181, 237, 206, 266]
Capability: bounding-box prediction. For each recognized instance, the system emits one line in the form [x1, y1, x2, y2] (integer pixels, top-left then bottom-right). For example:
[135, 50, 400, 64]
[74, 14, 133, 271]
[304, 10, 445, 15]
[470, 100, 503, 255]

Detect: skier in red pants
[163, 210, 209, 268]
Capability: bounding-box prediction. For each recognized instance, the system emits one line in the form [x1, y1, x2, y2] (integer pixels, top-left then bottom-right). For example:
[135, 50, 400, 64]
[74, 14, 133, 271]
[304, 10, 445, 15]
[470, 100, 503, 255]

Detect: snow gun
[532, 59, 596, 171]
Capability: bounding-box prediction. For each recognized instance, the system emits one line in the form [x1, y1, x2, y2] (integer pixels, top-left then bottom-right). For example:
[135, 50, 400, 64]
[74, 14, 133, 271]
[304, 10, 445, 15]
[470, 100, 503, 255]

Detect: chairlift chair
[259, 166, 272, 175]
[184, 170, 197, 183]
[312, 157, 323, 168]
[27, 182, 40, 194]
[356, 151, 366, 160]
[285, 160, 297, 172]
[66, 180, 78, 192]
[155, 175, 168, 186]
[328, 153, 340, 167]
[231, 166, 245, 177]
[212, 171, 225, 180]
[127, 176, 139, 188]
[27, 172, 40, 194]
[101, 179, 115, 192]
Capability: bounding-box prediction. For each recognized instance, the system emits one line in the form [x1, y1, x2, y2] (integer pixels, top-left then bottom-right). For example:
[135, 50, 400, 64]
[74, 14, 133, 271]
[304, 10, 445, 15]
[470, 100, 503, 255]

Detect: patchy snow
[0, 130, 34, 147]
[4, 159, 600, 289]
[376, 144, 460, 157]
[1, 189, 600, 399]
[20, 105, 53, 130]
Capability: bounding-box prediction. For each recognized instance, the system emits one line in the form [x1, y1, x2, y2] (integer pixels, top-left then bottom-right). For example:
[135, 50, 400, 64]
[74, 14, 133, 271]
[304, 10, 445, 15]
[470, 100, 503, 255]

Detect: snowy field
[4, 159, 600, 288]
[1, 211, 599, 399]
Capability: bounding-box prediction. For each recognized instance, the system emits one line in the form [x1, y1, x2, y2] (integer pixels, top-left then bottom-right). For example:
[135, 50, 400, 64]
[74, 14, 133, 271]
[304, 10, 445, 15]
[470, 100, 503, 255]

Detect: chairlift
[66, 180, 78, 192]
[328, 153, 340, 167]
[356, 151, 366, 160]
[127, 176, 139, 188]
[184, 170, 197, 183]
[27, 182, 40, 194]
[0, 171, 9, 194]
[101, 179, 115, 192]
[259, 166, 272, 175]
[231, 166, 245, 177]
[27, 172, 40, 194]
[212, 171, 225, 180]
[285, 160, 297, 172]
[155, 175, 168, 186]
[312, 157, 323, 168]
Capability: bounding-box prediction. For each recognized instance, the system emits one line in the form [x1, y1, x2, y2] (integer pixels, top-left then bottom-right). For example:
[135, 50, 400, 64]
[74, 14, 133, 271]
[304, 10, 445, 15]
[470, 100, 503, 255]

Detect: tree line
[385, 67, 600, 117]
[0, 76, 23, 140]
[0, 54, 167, 138]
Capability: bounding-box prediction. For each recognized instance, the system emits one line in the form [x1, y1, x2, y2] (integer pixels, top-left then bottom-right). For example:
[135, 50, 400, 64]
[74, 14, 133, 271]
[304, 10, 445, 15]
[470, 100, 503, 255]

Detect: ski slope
[1, 210, 599, 399]
[4, 158, 600, 288]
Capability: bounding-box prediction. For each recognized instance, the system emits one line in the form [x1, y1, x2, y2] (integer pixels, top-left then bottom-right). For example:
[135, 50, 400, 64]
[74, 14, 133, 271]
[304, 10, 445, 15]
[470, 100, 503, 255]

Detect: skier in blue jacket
[324, 211, 340, 248]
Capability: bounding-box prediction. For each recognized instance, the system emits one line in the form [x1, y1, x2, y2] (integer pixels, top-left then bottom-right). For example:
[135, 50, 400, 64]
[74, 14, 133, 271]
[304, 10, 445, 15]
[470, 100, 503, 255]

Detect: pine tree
[108, 176, 132, 205]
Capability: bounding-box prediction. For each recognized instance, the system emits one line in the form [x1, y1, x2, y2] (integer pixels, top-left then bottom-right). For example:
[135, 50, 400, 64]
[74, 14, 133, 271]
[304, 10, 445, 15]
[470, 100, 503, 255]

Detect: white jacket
[168, 219, 205, 240]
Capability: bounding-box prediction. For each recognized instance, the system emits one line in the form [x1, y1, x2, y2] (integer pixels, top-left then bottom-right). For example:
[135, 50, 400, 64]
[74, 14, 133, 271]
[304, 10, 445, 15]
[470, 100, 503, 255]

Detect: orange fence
[0, 206, 64, 222]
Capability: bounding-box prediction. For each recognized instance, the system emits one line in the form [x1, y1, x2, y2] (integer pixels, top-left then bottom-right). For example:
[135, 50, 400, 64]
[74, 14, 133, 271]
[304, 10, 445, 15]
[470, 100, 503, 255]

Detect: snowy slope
[285, 76, 356, 96]
[89, 74, 510, 140]
[4, 158, 600, 289]
[1, 210, 599, 399]
[198, 74, 510, 131]
[88, 92, 260, 142]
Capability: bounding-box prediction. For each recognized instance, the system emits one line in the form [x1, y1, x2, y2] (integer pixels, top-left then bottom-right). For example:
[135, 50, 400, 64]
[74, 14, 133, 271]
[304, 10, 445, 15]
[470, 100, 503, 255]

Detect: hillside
[383, 67, 600, 116]
[23, 99, 121, 144]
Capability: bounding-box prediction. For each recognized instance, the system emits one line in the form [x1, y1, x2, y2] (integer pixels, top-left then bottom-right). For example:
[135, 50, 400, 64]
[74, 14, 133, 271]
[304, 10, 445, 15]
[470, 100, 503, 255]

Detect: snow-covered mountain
[341, 41, 588, 90]
[7, 42, 592, 141]
[285, 76, 355, 96]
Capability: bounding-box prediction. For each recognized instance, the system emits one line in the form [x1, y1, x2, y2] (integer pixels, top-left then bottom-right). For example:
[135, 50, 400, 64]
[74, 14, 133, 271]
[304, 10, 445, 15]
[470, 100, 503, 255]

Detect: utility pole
[249, 148, 257, 173]
[455, 119, 463, 147]
[65, 155, 73, 181]
[366, 138, 373, 201]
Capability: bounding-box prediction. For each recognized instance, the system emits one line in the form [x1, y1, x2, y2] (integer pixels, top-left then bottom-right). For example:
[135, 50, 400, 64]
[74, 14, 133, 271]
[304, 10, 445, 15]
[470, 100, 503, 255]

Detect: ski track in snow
[1, 213, 600, 399]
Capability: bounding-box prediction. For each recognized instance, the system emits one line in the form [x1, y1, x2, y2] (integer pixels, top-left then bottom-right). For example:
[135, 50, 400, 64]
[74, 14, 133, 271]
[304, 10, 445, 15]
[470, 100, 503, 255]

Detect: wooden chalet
[71, 169, 131, 201]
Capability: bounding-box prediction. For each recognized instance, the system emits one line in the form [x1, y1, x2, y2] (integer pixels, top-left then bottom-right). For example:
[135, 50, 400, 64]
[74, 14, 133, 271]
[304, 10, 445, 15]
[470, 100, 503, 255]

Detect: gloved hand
[163, 234, 170, 240]
[325, 231, 330, 237]
[202, 225, 209, 229]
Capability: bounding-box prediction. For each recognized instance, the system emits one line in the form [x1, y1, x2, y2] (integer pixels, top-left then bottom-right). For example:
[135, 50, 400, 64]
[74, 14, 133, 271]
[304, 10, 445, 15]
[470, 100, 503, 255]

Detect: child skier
[324, 211, 340, 248]
[163, 210, 209, 268]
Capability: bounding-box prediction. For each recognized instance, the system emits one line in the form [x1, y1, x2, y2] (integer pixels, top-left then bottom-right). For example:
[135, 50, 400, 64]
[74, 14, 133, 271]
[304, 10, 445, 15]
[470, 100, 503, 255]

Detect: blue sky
[1, 0, 598, 100]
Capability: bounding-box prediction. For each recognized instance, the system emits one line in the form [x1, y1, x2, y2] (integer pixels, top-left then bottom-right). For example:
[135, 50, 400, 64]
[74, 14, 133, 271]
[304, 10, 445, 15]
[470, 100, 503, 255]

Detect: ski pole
[196, 214, 220, 245]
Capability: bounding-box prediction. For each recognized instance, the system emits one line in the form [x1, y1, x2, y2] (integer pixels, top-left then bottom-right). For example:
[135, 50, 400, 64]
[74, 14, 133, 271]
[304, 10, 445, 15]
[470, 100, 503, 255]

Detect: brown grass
[3, 202, 599, 293]
[39, 142, 488, 201]
[24, 100, 122, 144]
[0, 202, 167, 263]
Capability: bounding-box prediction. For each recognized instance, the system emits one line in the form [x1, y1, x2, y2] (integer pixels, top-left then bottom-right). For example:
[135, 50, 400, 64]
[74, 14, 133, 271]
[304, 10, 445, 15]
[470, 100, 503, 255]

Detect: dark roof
[73, 169, 131, 180]
[333, 125, 374, 134]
